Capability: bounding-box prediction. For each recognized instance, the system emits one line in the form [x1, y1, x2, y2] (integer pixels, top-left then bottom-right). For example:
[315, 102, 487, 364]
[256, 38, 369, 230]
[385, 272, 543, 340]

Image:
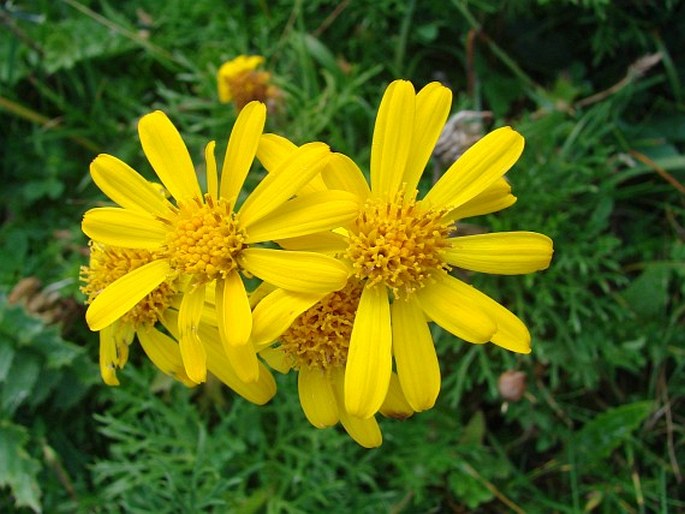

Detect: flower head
[80, 241, 187, 386]
[256, 80, 554, 421]
[217, 55, 282, 111]
[80, 241, 276, 405]
[259, 280, 413, 447]
[81, 102, 358, 385]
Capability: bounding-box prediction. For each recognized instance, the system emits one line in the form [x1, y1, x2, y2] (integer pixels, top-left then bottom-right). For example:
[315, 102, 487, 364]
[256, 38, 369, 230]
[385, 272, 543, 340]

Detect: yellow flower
[80, 241, 276, 405]
[258, 280, 413, 448]
[254, 80, 553, 420]
[217, 55, 282, 111]
[81, 102, 358, 385]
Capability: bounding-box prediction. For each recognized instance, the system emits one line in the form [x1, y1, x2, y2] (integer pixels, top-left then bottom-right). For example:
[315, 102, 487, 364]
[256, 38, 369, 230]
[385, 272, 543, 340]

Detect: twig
[658, 366, 682, 483]
[43, 442, 78, 502]
[575, 53, 662, 109]
[460, 462, 526, 514]
[465, 29, 477, 97]
[628, 149, 685, 195]
[0, 95, 100, 152]
[313, 0, 350, 38]
[0, 8, 45, 55]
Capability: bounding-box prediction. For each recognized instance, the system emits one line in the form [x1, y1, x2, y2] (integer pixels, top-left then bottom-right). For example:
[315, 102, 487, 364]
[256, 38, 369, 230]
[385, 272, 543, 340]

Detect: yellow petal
[423, 127, 524, 210]
[239, 248, 348, 293]
[219, 102, 266, 208]
[298, 367, 339, 428]
[320, 153, 371, 200]
[243, 190, 359, 243]
[216, 333, 260, 382]
[257, 134, 329, 194]
[98, 324, 121, 385]
[379, 373, 414, 419]
[208, 356, 274, 404]
[415, 275, 496, 344]
[370, 80, 416, 197]
[137, 325, 195, 386]
[202, 324, 272, 400]
[300, 174, 329, 194]
[465, 288, 532, 354]
[99, 321, 133, 374]
[90, 154, 174, 218]
[445, 232, 554, 275]
[391, 296, 441, 411]
[164, 309, 269, 396]
[276, 231, 349, 253]
[197, 308, 259, 383]
[259, 346, 292, 374]
[117, 323, 135, 365]
[138, 110, 202, 202]
[82, 207, 167, 249]
[442, 178, 516, 221]
[344, 283, 392, 419]
[178, 284, 207, 383]
[250, 288, 325, 348]
[204, 140, 218, 199]
[332, 369, 382, 448]
[248, 281, 276, 308]
[238, 142, 331, 225]
[402, 82, 452, 193]
[257, 133, 298, 171]
[86, 259, 172, 331]
[215, 272, 252, 347]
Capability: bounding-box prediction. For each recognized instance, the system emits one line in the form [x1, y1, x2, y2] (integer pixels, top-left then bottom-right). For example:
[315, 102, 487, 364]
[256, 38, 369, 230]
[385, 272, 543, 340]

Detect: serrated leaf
[459, 410, 486, 445]
[448, 465, 494, 509]
[571, 401, 653, 465]
[621, 265, 670, 318]
[0, 421, 42, 513]
[0, 342, 16, 382]
[1, 352, 41, 416]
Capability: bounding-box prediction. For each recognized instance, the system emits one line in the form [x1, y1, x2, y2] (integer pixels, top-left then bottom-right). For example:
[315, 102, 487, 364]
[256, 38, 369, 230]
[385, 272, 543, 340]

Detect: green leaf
[571, 401, 653, 465]
[0, 420, 42, 513]
[0, 342, 16, 382]
[302, 34, 343, 80]
[620, 265, 670, 319]
[459, 410, 486, 445]
[1, 352, 41, 416]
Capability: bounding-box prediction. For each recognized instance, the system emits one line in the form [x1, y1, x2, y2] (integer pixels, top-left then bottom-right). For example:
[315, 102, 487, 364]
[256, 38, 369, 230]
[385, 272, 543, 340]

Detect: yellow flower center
[80, 243, 177, 327]
[164, 195, 247, 283]
[280, 280, 364, 371]
[346, 192, 452, 297]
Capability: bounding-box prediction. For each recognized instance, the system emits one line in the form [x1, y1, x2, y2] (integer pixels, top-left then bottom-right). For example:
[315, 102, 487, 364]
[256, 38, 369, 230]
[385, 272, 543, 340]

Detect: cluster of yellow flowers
[80, 76, 553, 448]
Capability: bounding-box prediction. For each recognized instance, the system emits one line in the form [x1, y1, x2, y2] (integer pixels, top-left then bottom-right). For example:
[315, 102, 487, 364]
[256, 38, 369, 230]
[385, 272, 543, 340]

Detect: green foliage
[0, 293, 97, 512]
[1, 0, 684, 512]
[0, 421, 42, 513]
